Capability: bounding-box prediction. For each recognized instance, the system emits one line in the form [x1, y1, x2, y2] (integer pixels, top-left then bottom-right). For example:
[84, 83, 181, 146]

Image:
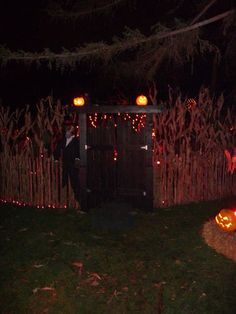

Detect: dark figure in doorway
[53, 120, 82, 209]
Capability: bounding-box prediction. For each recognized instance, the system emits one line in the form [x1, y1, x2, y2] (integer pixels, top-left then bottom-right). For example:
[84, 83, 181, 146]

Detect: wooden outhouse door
[77, 106, 161, 210]
[86, 117, 117, 208]
[116, 115, 153, 208]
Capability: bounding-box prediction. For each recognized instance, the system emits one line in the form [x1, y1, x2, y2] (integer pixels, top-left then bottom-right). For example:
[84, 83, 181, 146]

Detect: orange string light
[88, 113, 146, 132]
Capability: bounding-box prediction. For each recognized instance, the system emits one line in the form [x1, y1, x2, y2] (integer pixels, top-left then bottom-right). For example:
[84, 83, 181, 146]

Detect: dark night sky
[0, 0, 235, 107]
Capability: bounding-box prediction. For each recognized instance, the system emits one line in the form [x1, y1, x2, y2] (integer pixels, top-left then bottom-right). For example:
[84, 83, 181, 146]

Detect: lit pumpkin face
[73, 97, 85, 106]
[136, 95, 148, 106]
[215, 209, 236, 232]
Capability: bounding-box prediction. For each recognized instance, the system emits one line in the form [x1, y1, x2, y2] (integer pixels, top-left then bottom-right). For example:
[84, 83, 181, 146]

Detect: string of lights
[88, 113, 146, 133]
[0, 198, 68, 209]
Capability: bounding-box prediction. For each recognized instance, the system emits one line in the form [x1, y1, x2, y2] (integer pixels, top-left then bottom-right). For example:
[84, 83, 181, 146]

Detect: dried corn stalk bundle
[0, 97, 79, 209]
[153, 87, 235, 207]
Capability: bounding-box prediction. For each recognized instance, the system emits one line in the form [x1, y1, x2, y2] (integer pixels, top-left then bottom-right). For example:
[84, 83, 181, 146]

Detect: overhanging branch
[46, 0, 128, 19]
[0, 9, 234, 65]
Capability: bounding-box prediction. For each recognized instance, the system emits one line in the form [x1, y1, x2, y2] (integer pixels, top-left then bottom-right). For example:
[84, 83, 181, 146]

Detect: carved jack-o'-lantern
[73, 97, 85, 106]
[215, 209, 236, 232]
[136, 95, 148, 106]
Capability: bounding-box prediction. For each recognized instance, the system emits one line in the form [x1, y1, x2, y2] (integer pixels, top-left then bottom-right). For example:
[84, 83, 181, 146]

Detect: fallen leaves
[18, 227, 28, 232]
[107, 289, 122, 304]
[80, 271, 102, 287]
[33, 287, 55, 294]
[33, 286, 57, 298]
[84, 273, 101, 287]
[42, 231, 55, 237]
[72, 261, 103, 287]
[174, 259, 182, 265]
[33, 264, 46, 268]
[30, 286, 57, 312]
[135, 260, 144, 270]
[199, 292, 207, 299]
[89, 272, 102, 280]
[63, 241, 80, 248]
[129, 275, 137, 284]
[96, 287, 106, 294]
[72, 261, 83, 275]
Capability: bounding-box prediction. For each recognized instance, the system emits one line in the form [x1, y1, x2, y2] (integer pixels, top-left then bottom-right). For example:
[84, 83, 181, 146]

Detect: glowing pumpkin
[73, 97, 85, 107]
[136, 95, 148, 106]
[215, 209, 236, 232]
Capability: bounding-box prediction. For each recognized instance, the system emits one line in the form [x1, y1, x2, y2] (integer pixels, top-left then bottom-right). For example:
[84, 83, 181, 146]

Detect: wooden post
[144, 113, 154, 209]
[79, 113, 87, 211]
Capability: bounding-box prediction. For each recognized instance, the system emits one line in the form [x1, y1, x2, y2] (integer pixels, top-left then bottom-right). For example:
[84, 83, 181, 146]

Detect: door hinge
[140, 145, 148, 150]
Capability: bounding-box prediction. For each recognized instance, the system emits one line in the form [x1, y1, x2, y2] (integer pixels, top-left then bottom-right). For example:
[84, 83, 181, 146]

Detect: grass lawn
[0, 198, 236, 314]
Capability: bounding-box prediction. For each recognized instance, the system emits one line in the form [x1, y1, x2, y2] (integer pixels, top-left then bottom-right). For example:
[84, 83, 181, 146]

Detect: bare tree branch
[190, 0, 218, 25]
[0, 9, 234, 67]
[144, 10, 233, 46]
[46, 0, 128, 19]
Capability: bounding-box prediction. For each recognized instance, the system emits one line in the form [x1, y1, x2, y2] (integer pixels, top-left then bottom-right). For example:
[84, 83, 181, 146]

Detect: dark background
[0, 0, 235, 107]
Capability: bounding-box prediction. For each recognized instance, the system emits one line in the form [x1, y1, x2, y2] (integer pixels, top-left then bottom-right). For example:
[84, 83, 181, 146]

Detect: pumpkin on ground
[215, 209, 236, 232]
